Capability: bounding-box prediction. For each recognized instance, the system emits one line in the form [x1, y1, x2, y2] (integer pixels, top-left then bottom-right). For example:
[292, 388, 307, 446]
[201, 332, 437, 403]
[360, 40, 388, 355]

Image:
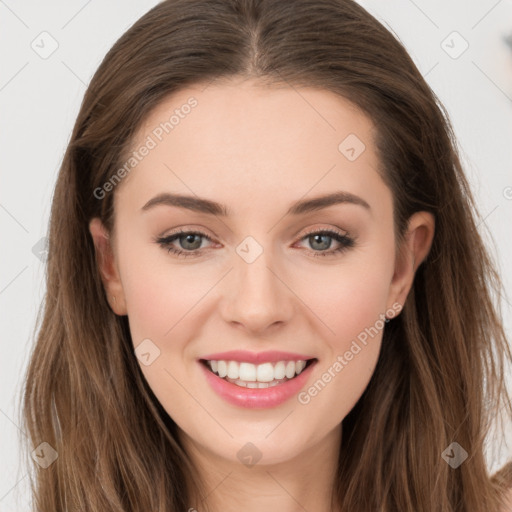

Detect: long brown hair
[19, 0, 512, 510]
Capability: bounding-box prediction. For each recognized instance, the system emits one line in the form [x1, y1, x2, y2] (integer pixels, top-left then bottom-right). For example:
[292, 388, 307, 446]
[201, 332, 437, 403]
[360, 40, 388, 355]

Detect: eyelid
[298, 225, 350, 239]
[157, 225, 217, 239]
[155, 224, 355, 259]
[156, 228, 218, 250]
[157, 224, 351, 245]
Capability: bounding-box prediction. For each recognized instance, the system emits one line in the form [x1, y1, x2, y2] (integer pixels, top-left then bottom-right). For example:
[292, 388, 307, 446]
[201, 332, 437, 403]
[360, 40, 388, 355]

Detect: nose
[219, 246, 294, 335]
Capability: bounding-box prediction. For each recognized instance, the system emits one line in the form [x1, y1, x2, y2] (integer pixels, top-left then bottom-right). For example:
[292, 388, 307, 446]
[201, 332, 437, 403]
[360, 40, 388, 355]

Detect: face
[90, 77, 433, 468]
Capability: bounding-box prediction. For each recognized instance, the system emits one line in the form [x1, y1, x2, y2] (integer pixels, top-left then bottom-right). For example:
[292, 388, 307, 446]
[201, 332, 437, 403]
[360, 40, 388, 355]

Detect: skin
[89, 77, 435, 512]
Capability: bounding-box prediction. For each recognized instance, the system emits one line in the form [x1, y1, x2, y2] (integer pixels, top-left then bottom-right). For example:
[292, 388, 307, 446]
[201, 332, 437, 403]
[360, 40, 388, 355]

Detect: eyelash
[155, 228, 355, 259]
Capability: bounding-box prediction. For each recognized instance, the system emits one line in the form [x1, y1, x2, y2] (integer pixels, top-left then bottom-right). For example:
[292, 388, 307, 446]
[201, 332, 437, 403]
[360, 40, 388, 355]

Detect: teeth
[206, 359, 309, 383]
[240, 362, 257, 381]
[227, 361, 239, 379]
[226, 378, 281, 388]
[217, 360, 227, 378]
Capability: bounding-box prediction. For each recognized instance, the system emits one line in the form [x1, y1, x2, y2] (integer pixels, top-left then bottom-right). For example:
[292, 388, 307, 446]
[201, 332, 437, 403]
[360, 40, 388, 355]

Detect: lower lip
[199, 360, 317, 409]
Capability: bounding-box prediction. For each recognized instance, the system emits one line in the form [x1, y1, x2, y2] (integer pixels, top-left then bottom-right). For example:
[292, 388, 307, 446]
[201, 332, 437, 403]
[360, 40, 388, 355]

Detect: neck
[180, 425, 342, 512]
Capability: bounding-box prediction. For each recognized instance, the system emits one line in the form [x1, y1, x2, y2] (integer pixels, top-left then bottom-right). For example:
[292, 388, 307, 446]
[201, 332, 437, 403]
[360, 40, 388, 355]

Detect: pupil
[310, 234, 331, 250]
[181, 234, 201, 250]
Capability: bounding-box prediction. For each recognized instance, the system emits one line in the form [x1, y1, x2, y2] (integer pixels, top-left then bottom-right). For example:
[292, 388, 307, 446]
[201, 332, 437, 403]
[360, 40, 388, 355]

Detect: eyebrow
[141, 191, 371, 216]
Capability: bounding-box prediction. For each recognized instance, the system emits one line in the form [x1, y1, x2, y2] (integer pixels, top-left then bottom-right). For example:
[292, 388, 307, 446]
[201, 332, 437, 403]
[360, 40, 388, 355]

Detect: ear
[88, 217, 127, 315]
[386, 211, 435, 314]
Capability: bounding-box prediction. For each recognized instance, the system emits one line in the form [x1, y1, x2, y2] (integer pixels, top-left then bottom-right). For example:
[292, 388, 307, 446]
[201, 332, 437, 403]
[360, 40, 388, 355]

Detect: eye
[155, 227, 355, 259]
[295, 228, 355, 257]
[156, 229, 214, 258]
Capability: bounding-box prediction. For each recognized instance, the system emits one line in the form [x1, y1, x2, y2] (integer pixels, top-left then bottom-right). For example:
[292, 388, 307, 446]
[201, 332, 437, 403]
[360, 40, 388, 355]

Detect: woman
[20, 0, 512, 510]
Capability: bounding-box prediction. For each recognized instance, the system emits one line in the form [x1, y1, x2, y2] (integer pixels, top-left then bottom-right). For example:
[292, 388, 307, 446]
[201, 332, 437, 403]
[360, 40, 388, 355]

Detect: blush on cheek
[126, 278, 171, 330]
[122, 263, 217, 352]
[302, 273, 388, 347]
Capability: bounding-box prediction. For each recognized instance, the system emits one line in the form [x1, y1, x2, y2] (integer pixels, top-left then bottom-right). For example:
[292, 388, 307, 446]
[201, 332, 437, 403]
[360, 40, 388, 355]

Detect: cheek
[294, 269, 389, 419]
[332, 271, 389, 340]
[293, 252, 392, 402]
[298, 258, 392, 346]
[117, 242, 207, 346]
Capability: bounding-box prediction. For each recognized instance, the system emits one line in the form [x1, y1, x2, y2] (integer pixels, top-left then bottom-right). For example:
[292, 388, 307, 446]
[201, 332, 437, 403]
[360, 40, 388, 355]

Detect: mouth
[199, 358, 318, 389]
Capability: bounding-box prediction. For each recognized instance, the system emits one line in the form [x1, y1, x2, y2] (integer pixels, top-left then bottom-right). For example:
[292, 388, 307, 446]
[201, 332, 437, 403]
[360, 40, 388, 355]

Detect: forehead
[116, 78, 387, 218]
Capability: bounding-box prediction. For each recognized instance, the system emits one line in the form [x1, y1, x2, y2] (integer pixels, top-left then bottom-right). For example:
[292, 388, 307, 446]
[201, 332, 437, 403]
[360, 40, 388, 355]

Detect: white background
[1, 1, 511, 510]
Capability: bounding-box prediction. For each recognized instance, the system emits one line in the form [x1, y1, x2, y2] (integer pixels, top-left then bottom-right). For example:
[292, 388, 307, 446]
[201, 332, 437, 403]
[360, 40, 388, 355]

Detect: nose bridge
[221, 235, 293, 331]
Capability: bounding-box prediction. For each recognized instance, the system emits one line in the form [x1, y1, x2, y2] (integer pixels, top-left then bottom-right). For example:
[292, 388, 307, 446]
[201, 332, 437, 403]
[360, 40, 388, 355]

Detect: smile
[199, 358, 318, 409]
[202, 359, 314, 388]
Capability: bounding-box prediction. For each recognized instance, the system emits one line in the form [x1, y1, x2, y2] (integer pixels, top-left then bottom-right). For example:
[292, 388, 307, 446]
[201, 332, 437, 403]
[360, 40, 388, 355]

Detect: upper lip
[199, 350, 316, 365]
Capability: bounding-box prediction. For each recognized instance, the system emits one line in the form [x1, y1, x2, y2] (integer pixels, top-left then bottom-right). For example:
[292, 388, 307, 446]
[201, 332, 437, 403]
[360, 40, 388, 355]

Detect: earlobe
[88, 217, 127, 315]
[387, 211, 435, 312]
